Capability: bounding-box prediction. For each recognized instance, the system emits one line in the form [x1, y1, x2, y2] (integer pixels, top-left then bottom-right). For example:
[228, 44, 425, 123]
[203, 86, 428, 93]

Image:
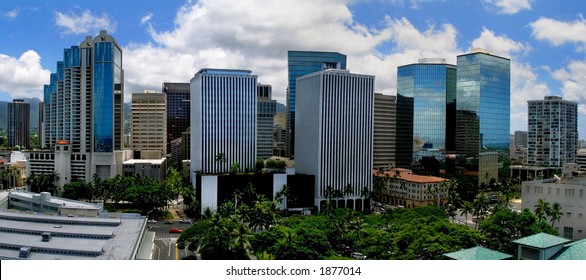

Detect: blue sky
[1, 0, 585, 137]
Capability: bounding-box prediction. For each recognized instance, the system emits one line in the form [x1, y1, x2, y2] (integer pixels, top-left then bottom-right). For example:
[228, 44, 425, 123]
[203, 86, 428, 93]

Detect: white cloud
[140, 13, 153, 25]
[4, 9, 18, 19]
[0, 51, 51, 99]
[552, 59, 586, 104]
[529, 16, 586, 50]
[470, 27, 530, 57]
[484, 0, 531, 15]
[55, 10, 116, 35]
[124, 0, 461, 103]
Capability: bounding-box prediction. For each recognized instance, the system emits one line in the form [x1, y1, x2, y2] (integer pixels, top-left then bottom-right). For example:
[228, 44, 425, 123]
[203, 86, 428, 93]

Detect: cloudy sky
[0, 0, 585, 137]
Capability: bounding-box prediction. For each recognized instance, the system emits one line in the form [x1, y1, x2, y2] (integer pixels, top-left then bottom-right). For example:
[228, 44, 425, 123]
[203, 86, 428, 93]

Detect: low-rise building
[122, 158, 167, 181]
[521, 164, 586, 239]
[374, 168, 448, 208]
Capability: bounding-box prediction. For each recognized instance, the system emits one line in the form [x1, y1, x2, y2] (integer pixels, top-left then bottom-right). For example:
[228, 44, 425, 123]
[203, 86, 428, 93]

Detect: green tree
[479, 208, 557, 255]
[27, 172, 60, 195]
[534, 198, 551, 223]
[549, 202, 563, 227]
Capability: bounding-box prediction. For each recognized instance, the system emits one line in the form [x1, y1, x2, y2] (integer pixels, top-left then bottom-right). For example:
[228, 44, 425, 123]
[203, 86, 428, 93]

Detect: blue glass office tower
[287, 51, 346, 157]
[456, 51, 510, 185]
[396, 59, 456, 168]
[41, 30, 124, 184]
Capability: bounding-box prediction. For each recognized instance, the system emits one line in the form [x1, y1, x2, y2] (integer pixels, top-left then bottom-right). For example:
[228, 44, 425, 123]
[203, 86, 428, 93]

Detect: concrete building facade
[373, 93, 396, 170]
[131, 91, 167, 159]
[527, 96, 578, 167]
[295, 69, 374, 212]
[522, 165, 586, 240]
[190, 69, 257, 181]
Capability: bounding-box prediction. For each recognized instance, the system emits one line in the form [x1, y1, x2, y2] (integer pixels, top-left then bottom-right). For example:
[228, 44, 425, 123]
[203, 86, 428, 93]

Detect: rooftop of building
[512, 232, 570, 249]
[123, 158, 166, 164]
[551, 239, 586, 260]
[373, 169, 445, 184]
[9, 191, 101, 210]
[444, 246, 512, 260]
[0, 210, 147, 260]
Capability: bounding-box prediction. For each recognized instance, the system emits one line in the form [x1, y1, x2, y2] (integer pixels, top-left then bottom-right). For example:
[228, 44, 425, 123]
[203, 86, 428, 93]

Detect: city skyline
[1, 1, 585, 137]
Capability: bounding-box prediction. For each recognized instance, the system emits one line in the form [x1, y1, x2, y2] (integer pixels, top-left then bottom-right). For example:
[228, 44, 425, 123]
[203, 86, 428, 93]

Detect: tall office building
[38, 101, 44, 148]
[456, 50, 510, 185]
[286, 51, 346, 157]
[37, 30, 126, 184]
[396, 59, 456, 168]
[162, 82, 190, 152]
[527, 96, 578, 167]
[257, 83, 276, 160]
[131, 91, 167, 159]
[295, 69, 374, 212]
[190, 69, 257, 179]
[373, 93, 396, 169]
[7, 99, 30, 148]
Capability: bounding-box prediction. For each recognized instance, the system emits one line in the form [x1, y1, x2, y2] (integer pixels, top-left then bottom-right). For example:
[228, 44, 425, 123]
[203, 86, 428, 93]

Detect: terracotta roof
[373, 169, 445, 184]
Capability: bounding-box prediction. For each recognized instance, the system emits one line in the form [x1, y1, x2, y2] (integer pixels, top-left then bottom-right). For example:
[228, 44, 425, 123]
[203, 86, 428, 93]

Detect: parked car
[351, 252, 367, 260]
[164, 220, 173, 224]
[179, 219, 192, 224]
[169, 227, 182, 233]
[147, 219, 157, 223]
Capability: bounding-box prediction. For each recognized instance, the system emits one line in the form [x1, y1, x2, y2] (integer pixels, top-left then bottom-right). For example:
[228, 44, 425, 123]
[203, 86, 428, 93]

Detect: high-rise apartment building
[131, 91, 167, 159]
[295, 69, 374, 212]
[257, 84, 276, 160]
[527, 96, 578, 167]
[7, 99, 30, 148]
[396, 59, 456, 168]
[286, 51, 346, 157]
[456, 50, 510, 185]
[35, 30, 126, 184]
[162, 82, 190, 152]
[373, 93, 396, 169]
[190, 69, 257, 179]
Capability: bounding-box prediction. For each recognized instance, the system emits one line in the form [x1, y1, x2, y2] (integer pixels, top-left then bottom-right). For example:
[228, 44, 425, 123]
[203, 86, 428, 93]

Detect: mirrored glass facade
[287, 51, 346, 156]
[396, 62, 456, 167]
[456, 52, 510, 157]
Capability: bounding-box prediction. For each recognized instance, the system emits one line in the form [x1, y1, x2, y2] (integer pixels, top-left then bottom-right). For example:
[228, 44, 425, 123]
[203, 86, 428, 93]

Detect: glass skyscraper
[39, 30, 124, 184]
[456, 50, 510, 186]
[396, 59, 456, 168]
[286, 51, 346, 157]
[163, 82, 190, 152]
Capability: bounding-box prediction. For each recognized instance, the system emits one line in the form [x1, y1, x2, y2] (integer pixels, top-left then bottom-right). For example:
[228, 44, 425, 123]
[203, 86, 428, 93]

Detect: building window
[565, 189, 575, 196]
[563, 227, 574, 239]
[566, 212, 572, 218]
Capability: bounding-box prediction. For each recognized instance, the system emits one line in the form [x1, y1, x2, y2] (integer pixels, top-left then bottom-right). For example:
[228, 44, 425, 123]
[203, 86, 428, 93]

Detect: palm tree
[344, 183, 354, 208]
[549, 202, 562, 227]
[534, 198, 551, 223]
[473, 192, 489, 229]
[461, 201, 473, 225]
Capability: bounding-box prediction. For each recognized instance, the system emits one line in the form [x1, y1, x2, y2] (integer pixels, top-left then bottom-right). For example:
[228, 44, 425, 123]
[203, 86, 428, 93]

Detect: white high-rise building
[190, 69, 257, 181]
[295, 69, 374, 212]
[528, 96, 578, 167]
